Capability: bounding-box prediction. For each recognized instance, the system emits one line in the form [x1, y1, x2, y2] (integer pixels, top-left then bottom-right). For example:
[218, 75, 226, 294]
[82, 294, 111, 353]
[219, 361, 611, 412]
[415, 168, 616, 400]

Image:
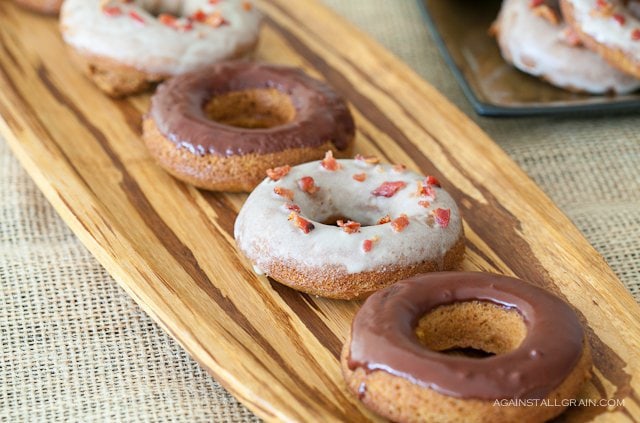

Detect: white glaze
[60, 0, 262, 75]
[496, 0, 640, 93]
[234, 159, 463, 275]
[565, 0, 640, 60]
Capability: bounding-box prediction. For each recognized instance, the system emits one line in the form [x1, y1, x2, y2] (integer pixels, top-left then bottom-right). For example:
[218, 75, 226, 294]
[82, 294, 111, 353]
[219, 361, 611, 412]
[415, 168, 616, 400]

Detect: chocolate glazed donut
[143, 62, 355, 192]
[341, 272, 593, 423]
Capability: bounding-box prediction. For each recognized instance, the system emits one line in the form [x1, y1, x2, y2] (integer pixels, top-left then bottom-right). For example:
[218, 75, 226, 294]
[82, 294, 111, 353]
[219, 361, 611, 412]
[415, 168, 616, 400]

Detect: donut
[143, 63, 356, 192]
[493, 0, 640, 94]
[341, 272, 592, 423]
[234, 155, 465, 299]
[13, 0, 62, 15]
[60, 0, 262, 96]
[561, 0, 640, 78]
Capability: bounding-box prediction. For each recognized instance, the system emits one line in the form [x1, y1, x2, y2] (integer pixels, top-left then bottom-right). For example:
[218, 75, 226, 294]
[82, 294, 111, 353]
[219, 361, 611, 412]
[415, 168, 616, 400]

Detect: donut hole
[204, 89, 296, 129]
[415, 301, 526, 359]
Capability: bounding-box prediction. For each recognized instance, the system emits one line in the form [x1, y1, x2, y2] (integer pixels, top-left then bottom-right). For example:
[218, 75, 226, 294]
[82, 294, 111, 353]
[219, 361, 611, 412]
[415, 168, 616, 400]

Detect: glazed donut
[60, 0, 262, 96]
[342, 272, 592, 423]
[234, 154, 465, 299]
[561, 0, 640, 78]
[494, 0, 640, 93]
[144, 62, 355, 192]
[13, 0, 62, 15]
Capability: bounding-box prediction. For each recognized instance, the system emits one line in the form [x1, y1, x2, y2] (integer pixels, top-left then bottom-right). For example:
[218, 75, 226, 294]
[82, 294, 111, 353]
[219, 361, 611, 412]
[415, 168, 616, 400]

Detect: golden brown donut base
[143, 118, 354, 192]
[265, 237, 465, 300]
[341, 301, 593, 423]
[561, 0, 640, 79]
[62, 40, 257, 97]
[13, 0, 62, 15]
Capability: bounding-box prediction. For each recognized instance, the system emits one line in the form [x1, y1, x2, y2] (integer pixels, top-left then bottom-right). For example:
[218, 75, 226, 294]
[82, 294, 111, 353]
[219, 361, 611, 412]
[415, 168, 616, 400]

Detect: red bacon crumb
[613, 13, 626, 25]
[191, 9, 207, 22]
[425, 175, 441, 187]
[298, 176, 319, 194]
[284, 203, 301, 213]
[243, 1, 253, 11]
[352, 173, 367, 182]
[418, 200, 431, 208]
[377, 215, 391, 225]
[206, 11, 227, 27]
[321, 151, 341, 171]
[354, 154, 380, 165]
[362, 239, 373, 253]
[633, 29, 640, 41]
[288, 212, 315, 234]
[337, 220, 361, 234]
[391, 214, 409, 232]
[432, 208, 451, 228]
[129, 10, 145, 24]
[266, 165, 291, 181]
[209, 0, 220, 3]
[372, 181, 406, 197]
[418, 181, 437, 199]
[103, 6, 122, 16]
[593, 0, 614, 16]
[274, 186, 294, 201]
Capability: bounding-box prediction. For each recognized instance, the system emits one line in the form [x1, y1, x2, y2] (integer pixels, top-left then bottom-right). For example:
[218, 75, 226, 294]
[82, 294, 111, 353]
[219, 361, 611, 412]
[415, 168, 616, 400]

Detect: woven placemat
[1, 1, 638, 421]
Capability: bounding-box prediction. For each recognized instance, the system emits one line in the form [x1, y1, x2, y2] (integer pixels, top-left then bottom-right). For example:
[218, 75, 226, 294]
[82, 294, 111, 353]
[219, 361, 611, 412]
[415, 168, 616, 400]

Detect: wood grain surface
[1, 0, 639, 421]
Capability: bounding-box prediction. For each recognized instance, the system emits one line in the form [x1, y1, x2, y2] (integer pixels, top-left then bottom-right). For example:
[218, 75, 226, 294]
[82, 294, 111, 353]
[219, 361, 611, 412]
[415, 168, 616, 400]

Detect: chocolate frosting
[348, 272, 586, 400]
[149, 61, 355, 157]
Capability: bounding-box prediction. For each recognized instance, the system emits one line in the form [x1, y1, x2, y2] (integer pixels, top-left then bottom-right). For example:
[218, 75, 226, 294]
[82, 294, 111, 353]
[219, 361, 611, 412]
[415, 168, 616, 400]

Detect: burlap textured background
[1, 1, 638, 421]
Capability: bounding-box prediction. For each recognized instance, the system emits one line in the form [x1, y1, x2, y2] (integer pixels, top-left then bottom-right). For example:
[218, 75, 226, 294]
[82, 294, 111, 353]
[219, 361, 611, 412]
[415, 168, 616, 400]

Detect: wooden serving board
[1, 1, 639, 421]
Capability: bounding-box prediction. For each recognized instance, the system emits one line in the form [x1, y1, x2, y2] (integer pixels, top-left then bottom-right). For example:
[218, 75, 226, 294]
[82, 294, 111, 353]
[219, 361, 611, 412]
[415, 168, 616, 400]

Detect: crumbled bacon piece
[206, 11, 227, 27]
[284, 203, 301, 213]
[337, 220, 361, 234]
[391, 214, 409, 232]
[103, 5, 122, 16]
[432, 208, 451, 228]
[372, 181, 406, 197]
[362, 239, 374, 253]
[418, 181, 437, 199]
[425, 175, 441, 187]
[377, 215, 391, 225]
[592, 0, 614, 16]
[266, 165, 291, 181]
[242, 1, 253, 11]
[158, 13, 192, 31]
[191, 9, 207, 22]
[321, 151, 341, 171]
[274, 186, 294, 201]
[418, 200, 431, 208]
[352, 173, 367, 182]
[129, 10, 145, 24]
[633, 29, 640, 40]
[355, 154, 380, 165]
[209, 0, 220, 4]
[298, 176, 319, 194]
[562, 27, 583, 46]
[613, 13, 626, 25]
[288, 212, 315, 234]
[393, 164, 407, 173]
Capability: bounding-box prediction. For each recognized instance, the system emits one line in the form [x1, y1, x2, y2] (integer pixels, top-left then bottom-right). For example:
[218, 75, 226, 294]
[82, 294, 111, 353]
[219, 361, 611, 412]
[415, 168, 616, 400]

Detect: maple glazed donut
[13, 0, 62, 15]
[342, 272, 592, 423]
[494, 0, 640, 93]
[234, 153, 465, 300]
[561, 0, 640, 78]
[60, 0, 262, 96]
[144, 63, 355, 192]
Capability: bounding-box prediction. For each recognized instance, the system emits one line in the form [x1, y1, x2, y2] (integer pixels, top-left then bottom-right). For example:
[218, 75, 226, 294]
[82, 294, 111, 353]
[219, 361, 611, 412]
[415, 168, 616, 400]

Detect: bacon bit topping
[284, 203, 301, 213]
[592, 0, 614, 16]
[206, 11, 228, 27]
[532, 4, 559, 24]
[266, 165, 291, 181]
[158, 14, 193, 31]
[633, 29, 640, 41]
[418, 200, 431, 208]
[191, 9, 207, 22]
[391, 214, 410, 232]
[337, 219, 361, 234]
[209, 0, 220, 3]
[288, 212, 315, 234]
[377, 215, 391, 225]
[321, 151, 341, 171]
[613, 13, 626, 25]
[362, 239, 374, 253]
[562, 27, 583, 47]
[393, 164, 407, 173]
[425, 175, 441, 187]
[102, 5, 122, 16]
[298, 176, 319, 194]
[354, 154, 380, 165]
[274, 186, 294, 201]
[129, 10, 145, 24]
[242, 1, 253, 11]
[432, 208, 451, 228]
[372, 181, 406, 197]
[418, 181, 437, 199]
[352, 173, 367, 182]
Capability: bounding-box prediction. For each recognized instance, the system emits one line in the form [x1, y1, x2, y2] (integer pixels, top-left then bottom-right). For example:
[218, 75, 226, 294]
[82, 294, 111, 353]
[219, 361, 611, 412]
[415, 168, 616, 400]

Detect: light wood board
[1, 0, 639, 421]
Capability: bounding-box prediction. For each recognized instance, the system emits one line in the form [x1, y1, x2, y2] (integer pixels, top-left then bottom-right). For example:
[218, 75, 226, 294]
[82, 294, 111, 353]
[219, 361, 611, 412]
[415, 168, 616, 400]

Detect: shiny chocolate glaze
[149, 61, 355, 157]
[348, 272, 585, 400]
